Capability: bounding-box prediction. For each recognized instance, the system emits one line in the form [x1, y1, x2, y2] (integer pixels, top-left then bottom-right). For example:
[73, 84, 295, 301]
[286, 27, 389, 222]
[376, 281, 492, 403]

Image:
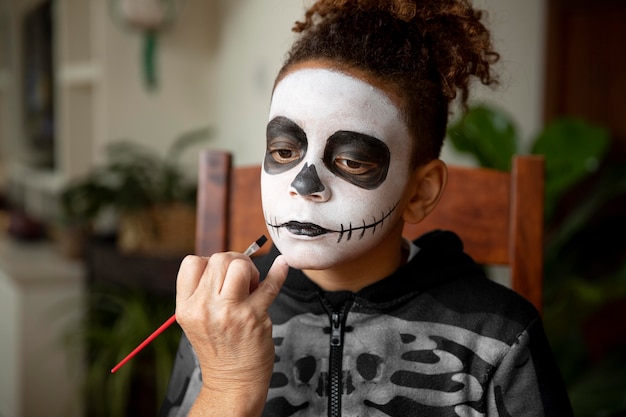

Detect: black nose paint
[290, 163, 325, 195]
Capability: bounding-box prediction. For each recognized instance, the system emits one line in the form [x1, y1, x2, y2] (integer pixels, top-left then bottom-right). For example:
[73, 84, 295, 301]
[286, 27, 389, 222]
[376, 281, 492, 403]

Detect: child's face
[261, 67, 413, 270]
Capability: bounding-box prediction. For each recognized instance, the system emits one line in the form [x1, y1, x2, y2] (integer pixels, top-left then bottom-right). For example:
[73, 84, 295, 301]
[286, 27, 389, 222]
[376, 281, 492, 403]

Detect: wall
[99, 0, 218, 165]
[207, 0, 302, 166]
[0, 0, 219, 220]
[472, 0, 547, 146]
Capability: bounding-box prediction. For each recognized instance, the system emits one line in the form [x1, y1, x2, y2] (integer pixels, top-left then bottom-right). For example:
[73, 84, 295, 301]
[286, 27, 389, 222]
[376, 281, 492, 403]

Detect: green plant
[60, 126, 212, 227]
[56, 128, 211, 414]
[447, 104, 626, 417]
[64, 284, 180, 417]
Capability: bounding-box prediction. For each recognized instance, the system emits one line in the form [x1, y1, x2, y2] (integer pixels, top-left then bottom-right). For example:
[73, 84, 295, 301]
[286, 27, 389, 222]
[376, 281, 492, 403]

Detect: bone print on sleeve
[486, 318, 574, 417]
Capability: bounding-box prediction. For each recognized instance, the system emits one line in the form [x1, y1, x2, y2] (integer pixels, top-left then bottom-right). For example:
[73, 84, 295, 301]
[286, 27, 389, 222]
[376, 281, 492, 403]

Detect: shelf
[0, 234, 84, 285]
[86, 238, 181, 295]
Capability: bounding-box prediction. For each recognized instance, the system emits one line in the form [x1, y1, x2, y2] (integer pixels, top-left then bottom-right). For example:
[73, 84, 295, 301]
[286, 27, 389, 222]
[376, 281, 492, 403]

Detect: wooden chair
[195, 149, 545, 312]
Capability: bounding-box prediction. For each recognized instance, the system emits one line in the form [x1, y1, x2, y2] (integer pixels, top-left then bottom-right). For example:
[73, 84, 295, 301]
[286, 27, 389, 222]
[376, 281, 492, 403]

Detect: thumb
[250, 255, 289, 310]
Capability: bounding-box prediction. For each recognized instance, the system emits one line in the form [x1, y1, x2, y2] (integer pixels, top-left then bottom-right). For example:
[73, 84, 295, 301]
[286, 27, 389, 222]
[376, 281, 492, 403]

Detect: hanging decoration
[109, 0, 185, 90]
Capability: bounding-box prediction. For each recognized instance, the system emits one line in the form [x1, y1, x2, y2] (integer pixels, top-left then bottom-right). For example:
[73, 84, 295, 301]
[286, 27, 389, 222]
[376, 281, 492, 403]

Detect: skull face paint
[262, 68, 413, 270]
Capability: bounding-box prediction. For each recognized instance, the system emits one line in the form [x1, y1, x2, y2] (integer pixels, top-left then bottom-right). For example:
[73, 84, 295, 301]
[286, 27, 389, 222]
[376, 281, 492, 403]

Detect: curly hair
[275, 0, 499, 166]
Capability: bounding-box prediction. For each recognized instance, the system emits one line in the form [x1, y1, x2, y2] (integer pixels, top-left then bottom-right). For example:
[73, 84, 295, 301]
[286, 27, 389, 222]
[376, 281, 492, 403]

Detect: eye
[323, 131, 390, 189]
[268, 142, 302, 164]
[264, 116, 308, 175]
[335, 156, 377, 175]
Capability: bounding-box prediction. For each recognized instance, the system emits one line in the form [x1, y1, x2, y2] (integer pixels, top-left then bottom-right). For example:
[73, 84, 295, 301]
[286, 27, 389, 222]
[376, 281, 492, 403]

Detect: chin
[270, 232, 374, 271]
[276, 241, 342, 270]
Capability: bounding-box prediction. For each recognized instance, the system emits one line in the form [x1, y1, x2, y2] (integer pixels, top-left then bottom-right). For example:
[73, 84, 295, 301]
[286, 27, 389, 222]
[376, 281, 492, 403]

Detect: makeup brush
[110, 235, 268, 373]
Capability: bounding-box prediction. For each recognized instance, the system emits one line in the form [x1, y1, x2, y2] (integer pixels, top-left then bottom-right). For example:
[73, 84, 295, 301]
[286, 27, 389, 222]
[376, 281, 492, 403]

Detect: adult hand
[175, 252, 289, 416]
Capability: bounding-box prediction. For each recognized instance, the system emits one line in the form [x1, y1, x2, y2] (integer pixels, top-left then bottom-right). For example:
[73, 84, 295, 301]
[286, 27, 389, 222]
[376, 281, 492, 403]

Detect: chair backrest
[195, 150, 545, 312]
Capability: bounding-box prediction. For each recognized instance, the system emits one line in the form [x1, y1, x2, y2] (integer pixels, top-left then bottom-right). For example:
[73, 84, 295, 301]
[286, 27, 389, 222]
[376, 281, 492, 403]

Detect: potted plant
[59, 126, 212, 257]
[58, 126, 211, 415]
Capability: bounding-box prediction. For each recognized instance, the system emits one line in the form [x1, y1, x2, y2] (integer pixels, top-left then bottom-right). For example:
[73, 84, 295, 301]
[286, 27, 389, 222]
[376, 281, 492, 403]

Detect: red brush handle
[110, 235, 267, 374]
[110, 314, 177, 373]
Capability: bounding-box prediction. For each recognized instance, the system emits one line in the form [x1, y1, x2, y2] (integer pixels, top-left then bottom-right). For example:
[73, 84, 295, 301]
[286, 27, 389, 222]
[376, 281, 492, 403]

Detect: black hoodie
[161, 230, 573, 417]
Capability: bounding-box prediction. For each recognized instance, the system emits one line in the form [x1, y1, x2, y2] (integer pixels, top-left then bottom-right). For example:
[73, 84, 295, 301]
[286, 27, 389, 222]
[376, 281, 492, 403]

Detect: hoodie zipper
[329, 311, 343, 416]
[322, 297, 352, 417]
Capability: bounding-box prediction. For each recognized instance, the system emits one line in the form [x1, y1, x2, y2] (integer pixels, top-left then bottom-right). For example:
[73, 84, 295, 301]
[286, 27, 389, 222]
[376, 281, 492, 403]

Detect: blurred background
[0, 0, 624, 416]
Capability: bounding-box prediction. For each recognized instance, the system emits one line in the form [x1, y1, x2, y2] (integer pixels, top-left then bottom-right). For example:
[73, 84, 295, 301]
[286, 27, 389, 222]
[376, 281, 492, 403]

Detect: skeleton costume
[160, 230, 573, 417]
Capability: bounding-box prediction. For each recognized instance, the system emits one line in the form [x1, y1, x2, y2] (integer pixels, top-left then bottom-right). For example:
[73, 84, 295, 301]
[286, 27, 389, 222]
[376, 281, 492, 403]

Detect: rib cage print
[264, 313, 509, 417]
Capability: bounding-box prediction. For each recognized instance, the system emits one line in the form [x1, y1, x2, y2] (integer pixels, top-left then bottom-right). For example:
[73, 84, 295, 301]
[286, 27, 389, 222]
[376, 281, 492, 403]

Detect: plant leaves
[531, 118, 609, 220]
[446, 105, 519, 171]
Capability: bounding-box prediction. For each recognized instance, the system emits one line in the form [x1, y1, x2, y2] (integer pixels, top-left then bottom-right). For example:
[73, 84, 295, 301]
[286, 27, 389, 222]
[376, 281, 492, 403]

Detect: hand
[175, 252, 289, 414]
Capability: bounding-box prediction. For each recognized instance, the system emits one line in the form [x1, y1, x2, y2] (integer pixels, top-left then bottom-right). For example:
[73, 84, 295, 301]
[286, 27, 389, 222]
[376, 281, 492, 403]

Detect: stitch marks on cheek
[266, 201, 399, 244]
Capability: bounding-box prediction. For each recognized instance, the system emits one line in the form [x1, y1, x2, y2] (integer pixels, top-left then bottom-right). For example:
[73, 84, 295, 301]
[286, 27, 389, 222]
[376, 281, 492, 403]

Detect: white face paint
[261, 68, 413, 270]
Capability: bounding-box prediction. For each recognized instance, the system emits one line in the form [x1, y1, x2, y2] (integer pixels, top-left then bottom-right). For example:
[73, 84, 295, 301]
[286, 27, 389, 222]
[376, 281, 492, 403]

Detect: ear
[402, 159, 448, 225]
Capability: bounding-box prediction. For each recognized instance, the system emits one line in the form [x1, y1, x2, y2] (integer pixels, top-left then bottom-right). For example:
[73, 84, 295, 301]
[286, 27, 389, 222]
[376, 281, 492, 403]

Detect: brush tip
[256, 235, 268, 248]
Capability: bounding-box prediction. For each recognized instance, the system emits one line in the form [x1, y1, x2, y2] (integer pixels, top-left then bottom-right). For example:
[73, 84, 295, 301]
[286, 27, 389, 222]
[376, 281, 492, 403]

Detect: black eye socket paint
[323, 131, 390, 189]
[264, 116, 308, 174]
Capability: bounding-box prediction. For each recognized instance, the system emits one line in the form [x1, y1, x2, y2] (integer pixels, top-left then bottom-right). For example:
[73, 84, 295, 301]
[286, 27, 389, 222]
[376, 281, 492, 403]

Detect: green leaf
[446, 104, 519, 171]
[531, 118, 609, 220]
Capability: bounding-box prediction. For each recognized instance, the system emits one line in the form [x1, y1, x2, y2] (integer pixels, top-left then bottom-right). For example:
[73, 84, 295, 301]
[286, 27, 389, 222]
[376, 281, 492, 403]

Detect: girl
[164, 1, 573, 416]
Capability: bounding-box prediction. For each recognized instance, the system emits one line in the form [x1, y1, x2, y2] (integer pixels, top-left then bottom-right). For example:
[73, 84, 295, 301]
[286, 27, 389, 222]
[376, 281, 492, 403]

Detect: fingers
[176, 252, 287, 310]
[219, 257, 260, 301]
[176, 255, 208, 303]
[250, 255, 289, 310]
